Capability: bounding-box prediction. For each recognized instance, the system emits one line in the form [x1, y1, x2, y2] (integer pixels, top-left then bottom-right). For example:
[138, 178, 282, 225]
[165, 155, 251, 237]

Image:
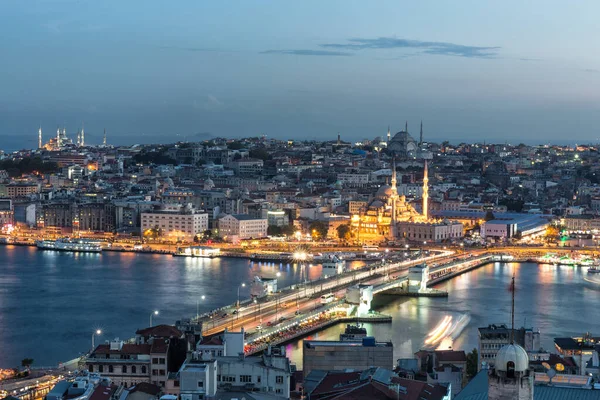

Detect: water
[1, 247, 599, 369]
[283, 262, 600, 368]
[0, 245, 355, 367]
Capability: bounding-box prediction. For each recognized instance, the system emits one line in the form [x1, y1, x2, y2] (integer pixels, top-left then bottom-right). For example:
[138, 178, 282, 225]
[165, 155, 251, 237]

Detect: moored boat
[36, 238, 102, 253]
[173, 245, 220, 258]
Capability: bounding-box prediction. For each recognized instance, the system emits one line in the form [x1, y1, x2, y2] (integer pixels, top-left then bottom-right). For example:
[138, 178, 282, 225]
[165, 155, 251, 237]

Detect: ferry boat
[173, 245, 220, 258]
[588, 266, 600, 274]
[340, 323, 367, 341]
[321, 255, 345, 276]
[36, 238, 102, 253]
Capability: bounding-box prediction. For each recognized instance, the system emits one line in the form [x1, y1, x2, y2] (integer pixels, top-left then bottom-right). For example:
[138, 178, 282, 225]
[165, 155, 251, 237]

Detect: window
[108, 365, 114, 373]
[132, 366, 137, 374]
[222, 376, 235, 382]
[88, 365, 93, 373]
[197, 381, 204, 388]
[257, 376, 261, 383]
[98, 365, 104, 373]
[152, 358, 159, 364]
[276, 389, 282, 394]
[240, 375, 252, 383]
[159, 358, 166, 364]
[276, 376, 284, 384]
[152, 370, 158, 376]
[174, 381, 180, 387]
[122, 366, 127, 373]
[160, 370, 166, 376]
[140, 366, 145, 374]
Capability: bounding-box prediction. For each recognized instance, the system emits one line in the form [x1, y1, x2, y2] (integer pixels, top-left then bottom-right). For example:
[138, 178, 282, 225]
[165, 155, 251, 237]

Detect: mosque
[350, 159, 463, 244]
[386, 121, 423, 159]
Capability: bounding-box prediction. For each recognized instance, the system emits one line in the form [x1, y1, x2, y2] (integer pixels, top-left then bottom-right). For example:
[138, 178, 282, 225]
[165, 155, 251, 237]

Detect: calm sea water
[0, 245, 331, 367]
[283, 262, 600, 368]
[1, 246, 599, 369]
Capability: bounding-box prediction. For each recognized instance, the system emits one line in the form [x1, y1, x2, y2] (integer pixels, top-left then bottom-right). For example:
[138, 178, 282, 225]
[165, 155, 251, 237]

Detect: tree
[309, 221, 328, 241]
[267, 226, 282, 236]
[21, 358, 34, 370]
[465, 349, 478, 380]
[227, 141, 244, 150]
[336, 224, 352, 242]
[281, 224, 296, 236]
[249, 148, 271, 161]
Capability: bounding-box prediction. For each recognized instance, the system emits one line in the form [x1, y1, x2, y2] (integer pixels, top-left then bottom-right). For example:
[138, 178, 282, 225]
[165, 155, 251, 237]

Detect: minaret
[103, 129, 107, 146]
[81, 123, 85, 147]
[387, 126, 391, 144]
[390, 158, 398, 239]
[422, 160, 429, 220]
[419, 120, 423, 146]
[38, 126, 42, 149]
[405, 121, 408, 132]
[56, 127, 61, 149]
[337, 132, 341, 146]
[76, 130, 81, 147]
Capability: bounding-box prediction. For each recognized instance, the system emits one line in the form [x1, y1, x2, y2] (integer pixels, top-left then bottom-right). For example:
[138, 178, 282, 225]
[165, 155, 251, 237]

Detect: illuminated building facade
[350, 160, 426, 242]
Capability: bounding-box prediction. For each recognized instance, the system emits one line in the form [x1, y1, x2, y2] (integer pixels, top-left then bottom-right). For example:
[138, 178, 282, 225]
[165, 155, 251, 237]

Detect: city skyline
[1, 1, 599, 148]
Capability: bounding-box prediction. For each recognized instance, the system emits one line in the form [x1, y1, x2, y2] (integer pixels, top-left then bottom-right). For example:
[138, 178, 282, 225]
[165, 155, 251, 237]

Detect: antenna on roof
[510, 273, 515, 344]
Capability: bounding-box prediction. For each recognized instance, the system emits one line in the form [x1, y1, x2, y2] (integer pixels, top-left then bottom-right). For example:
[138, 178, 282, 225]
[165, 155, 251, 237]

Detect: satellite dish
[546, 368, 557, 380]
[556, 363, 565, 372]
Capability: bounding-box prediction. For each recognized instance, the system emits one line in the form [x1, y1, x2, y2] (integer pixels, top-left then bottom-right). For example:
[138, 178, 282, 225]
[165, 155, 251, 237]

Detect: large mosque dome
[375, 184, 393, 199]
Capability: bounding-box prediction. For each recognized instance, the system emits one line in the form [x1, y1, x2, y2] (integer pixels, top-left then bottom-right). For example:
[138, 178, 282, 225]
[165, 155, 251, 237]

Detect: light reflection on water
[284, 262, 600, 369]
[0, 245, 366, 367]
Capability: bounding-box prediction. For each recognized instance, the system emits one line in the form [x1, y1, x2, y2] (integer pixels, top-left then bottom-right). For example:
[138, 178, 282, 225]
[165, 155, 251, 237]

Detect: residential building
[217, 214, 268, 240]
[141, 205, 209, 239]
[302, 337, 393, 378]
[478, 324, 540, 369]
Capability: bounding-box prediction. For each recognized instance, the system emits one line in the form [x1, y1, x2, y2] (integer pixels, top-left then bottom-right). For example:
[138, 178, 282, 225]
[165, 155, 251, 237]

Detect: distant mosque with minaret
[37, 125, 108, 151]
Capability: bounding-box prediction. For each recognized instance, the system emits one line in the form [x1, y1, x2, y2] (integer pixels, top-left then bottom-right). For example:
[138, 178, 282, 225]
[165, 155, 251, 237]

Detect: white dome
[495, 344, 529, 372]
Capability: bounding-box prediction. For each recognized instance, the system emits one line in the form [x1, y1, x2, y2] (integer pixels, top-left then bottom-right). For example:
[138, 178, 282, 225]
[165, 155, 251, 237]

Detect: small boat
[173, 245, 220, 258]
[36, 238, 102, 253]
[588, 267, 600, 274]
[340, 323, 367, 341]
[322, 255, 345, 277]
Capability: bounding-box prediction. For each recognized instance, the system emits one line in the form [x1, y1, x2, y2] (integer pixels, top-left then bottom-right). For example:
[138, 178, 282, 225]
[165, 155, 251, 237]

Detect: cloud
[261, 49, 353, 57]
[158, 45, 217, 53]
[583, 68, 599, 73]
[320, 37, 500, 59]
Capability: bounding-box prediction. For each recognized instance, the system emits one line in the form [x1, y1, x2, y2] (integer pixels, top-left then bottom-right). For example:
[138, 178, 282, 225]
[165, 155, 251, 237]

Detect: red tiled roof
[136, 324, 183, 338]
[435, 350, 466, 363]
[93, 343, 151, 355]
[198, 337, 223, 346]
[129, 382, 161, 396]
[150, 339, 169, 354]
[311, 371, 363, 395]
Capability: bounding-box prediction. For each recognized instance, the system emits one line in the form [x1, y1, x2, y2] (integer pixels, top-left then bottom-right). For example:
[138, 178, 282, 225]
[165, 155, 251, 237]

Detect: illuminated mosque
[351, 159, 429, 241]
[351, 159, 462, 243]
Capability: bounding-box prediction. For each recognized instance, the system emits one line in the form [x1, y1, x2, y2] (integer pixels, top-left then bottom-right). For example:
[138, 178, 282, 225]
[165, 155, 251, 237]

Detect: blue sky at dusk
[0, 0, 599, 149]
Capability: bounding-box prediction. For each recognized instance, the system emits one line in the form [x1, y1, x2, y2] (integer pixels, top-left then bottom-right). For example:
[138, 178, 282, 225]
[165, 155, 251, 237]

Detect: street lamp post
[150, 310, 159, 327]
[92, 329, 102, 350]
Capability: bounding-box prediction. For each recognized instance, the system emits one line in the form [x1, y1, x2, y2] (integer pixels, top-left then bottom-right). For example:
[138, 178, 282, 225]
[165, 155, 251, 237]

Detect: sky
[1, 0, 599, 150]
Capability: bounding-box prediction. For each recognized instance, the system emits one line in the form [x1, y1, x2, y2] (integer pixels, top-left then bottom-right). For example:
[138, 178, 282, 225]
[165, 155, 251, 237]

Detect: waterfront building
[42, 203, 74, 230]
[227, 158, 264, 176]
[478, 324, 540, 369]
[196, 328, 245, 358]
[266, 210, 289, 227]
[77, 202, 115, 232]
[86, 339, 152, 388]
[481, 214, 550, 240]
[0, 199, 14, 227]
[141, 205, 209, 240]
[302, 337, 393, 378]
[397, 220, 463, 243]
[178, 353, 218, 400]
[217, 214, 268, 241]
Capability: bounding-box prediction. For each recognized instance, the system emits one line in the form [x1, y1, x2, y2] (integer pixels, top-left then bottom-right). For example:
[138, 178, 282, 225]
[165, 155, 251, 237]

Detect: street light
[150, 310, 159, 327]
[92, 329, 102, 349]
[237, 283, 246, 309]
